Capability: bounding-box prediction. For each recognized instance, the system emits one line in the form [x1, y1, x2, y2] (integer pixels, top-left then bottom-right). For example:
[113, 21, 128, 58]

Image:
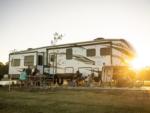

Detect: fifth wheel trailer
[9, 38, 135, 81]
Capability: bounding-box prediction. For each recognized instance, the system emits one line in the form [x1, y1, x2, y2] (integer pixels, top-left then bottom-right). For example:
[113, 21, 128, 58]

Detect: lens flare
[130, 56, 148, 70]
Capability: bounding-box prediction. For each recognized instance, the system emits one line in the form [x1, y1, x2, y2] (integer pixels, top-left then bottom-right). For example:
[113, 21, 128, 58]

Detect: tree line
[138, 67, 150, 80]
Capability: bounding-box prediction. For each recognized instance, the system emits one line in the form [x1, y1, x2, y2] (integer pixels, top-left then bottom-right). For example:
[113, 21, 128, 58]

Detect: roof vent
[94, 37, 104, 41]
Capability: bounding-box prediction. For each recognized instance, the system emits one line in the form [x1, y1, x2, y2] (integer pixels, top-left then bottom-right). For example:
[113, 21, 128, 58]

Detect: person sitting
[26, 65, 32, 76]
[34, 69, 41, 86]
[19, 69, 27, 87]
[31, 67, 38, 76]
[30, 67, 40, 86]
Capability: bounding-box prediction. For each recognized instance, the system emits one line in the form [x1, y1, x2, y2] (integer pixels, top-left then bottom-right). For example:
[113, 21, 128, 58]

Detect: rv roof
[9, 38, 134, 55]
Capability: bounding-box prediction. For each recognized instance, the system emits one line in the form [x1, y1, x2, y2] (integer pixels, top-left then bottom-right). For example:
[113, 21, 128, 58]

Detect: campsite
[1, 0, 150, 113]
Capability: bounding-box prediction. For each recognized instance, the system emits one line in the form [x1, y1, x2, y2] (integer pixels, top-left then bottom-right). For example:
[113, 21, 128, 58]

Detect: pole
[110, 42, 113, 65]
[9, 49, 16, 91]
[9, 73, 11, 91]
[53, 53, 55, 84]
[55, 53, 57, 74]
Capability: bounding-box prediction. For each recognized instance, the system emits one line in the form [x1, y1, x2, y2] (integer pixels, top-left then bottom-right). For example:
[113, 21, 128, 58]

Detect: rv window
[66, 48, 72, 59]
[100, 48, 111, 56]
[24, 55, 34, 66]
[38, 55, 43, 65]
[86, 49, 96, 57]
[11, 59, 20, 66]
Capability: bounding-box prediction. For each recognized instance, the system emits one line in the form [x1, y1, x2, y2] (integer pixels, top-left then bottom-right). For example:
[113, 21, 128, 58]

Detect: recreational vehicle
[9, 38, 135, 83]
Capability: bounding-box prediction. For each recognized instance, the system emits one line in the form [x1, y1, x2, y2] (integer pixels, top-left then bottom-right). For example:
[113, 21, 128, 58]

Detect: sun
[129, 56, 149, 70]
[128, 42, 150, 70]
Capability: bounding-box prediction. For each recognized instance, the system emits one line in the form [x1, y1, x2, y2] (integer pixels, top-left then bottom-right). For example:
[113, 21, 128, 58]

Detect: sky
[0, 0, 150, 67]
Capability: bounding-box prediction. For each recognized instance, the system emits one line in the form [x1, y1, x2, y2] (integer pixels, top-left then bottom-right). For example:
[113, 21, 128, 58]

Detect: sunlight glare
[130, 56, 148, 70]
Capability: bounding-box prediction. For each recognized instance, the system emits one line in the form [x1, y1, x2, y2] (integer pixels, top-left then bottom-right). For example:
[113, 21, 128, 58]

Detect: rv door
[37, 53, 44, 74]
[48, 53, 56, 75]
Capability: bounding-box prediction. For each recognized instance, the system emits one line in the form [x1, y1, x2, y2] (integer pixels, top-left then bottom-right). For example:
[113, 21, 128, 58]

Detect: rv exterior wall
[9, 53, 37, 74]
[9, 48, 47, 75]
[48, 44, 112, 77]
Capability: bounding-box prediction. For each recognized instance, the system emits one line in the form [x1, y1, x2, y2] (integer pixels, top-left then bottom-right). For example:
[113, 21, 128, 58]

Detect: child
[19, 69, 27, 87]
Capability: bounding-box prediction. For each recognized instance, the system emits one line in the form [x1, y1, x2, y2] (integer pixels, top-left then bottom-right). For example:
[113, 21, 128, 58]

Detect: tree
[0, 62, 9, 80]
[0, 62, 4, 66]
[51, 32, 63, 45]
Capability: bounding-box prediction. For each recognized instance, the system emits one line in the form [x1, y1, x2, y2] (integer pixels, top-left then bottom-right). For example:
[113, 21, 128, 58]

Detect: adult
[31, 66, 38, 76]
[30, 66, 37, 86]
[84, 75, 90, 87]
[26, 66, 32, 77]
[98, 71, 102, 86]
[25, 66, 32, 86]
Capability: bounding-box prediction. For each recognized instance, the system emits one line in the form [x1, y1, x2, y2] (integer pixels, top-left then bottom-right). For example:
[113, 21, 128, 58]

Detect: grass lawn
[0, 87, 150, 113]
